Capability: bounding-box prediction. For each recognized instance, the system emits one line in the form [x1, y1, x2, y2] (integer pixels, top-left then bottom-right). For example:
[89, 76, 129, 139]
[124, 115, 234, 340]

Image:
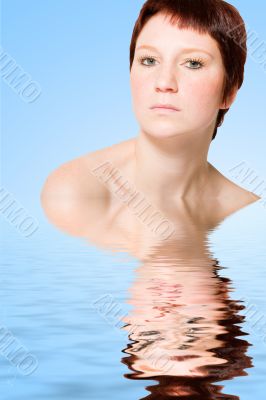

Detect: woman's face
[130, 13, 230, 140]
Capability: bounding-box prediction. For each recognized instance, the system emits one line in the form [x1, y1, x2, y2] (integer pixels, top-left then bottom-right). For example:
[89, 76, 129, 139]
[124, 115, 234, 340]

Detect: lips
[151, 104, 180, 111]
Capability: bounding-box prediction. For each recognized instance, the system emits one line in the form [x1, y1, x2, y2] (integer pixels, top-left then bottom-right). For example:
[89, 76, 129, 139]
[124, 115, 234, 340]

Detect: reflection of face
[121, 252, 252, 385]
[130, 13, 226, 139]
[122, 264, 229, 378]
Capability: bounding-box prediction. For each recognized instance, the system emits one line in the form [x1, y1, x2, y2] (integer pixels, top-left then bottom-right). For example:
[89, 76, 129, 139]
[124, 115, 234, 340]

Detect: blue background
[1, 2, 266, 399]
[1, 0, 266, 219]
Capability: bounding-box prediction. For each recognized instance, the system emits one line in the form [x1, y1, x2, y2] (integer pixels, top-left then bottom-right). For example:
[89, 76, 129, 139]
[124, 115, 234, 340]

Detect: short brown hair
[129, 0, 247, 141]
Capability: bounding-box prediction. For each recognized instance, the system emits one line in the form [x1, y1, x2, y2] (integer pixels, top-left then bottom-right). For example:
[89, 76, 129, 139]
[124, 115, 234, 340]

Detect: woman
[41, 0, 260, 242]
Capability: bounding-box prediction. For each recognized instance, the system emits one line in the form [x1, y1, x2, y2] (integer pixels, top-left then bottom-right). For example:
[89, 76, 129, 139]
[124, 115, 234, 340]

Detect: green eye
[185, 58, 205, 69]
[138, 56, 157, 67]
[136, 55, 205, 69]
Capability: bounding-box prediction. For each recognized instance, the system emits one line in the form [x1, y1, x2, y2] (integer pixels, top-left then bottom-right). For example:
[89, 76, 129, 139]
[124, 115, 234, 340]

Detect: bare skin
[40, 138, 255, 384]
[40, 136, 260, 256]
[41, 13, 261, 254]
[39, 16, 260, 394]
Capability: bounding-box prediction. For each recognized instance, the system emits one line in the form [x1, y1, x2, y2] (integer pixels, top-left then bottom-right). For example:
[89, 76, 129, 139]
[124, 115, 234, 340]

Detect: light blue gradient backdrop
[1, 0, 266, 217]
[1, 3, 266, 398]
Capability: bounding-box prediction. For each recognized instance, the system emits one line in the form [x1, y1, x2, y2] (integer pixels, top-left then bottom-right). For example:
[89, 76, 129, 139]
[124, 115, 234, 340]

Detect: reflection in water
[41, 185, 258, 399]
[121, 254, 252, 399]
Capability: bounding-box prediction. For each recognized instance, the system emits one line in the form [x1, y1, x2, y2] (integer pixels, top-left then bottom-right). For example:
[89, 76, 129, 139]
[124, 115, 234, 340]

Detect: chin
[142, 125, 186, 139]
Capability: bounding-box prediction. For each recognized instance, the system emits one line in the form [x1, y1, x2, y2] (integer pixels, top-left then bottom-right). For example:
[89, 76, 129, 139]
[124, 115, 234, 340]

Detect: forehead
[136, 13, 221, 58]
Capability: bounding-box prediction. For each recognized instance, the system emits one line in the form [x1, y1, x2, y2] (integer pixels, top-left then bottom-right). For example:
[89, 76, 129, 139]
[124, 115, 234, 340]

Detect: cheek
[186, 75, 224, 112]
[130, 77, 143, 103]
[130, 73, 150, 105]
[130, 68, 225, 122]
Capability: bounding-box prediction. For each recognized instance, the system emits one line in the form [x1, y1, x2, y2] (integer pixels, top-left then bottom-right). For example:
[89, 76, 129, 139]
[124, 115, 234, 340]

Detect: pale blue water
[0, 199, 265, 399]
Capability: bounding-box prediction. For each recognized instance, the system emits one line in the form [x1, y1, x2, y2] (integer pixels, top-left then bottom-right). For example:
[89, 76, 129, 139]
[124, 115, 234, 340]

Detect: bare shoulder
[40, 155, 107, 203]
[210, 163, 261, 212]
[40, 138, 135, 233]
[41, 137, 135, 198]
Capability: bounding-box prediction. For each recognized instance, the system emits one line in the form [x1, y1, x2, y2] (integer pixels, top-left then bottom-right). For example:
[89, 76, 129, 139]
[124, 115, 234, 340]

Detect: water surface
[1, 200, 265, 399]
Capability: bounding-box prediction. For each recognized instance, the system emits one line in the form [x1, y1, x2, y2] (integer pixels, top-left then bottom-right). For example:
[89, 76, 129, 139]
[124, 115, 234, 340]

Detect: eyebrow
[136, 44, 213, 58]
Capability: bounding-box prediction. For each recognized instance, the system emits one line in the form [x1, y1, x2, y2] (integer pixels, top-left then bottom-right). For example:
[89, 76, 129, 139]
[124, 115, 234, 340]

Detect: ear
[220, 86, 238, 109]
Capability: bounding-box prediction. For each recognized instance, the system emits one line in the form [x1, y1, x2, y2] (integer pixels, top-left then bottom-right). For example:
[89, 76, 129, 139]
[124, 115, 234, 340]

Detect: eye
[184, 58, 205, 69]
[136, 55, 206, 70]
[137, 55, 157, 67]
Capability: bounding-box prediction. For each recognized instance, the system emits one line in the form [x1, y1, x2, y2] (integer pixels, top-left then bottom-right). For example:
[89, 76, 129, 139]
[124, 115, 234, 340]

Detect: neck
[133, 128, 214, 204]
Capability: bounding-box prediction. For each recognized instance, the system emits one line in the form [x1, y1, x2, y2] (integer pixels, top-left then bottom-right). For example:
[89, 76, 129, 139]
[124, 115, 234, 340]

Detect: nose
[154, 66, 179, 93]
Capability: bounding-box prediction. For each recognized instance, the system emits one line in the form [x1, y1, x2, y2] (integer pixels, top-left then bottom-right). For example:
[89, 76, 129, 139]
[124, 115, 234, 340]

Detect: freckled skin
[40, 13, 260, 248]
[40, 12, 258, 393]
[130, 13, 227, 140]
